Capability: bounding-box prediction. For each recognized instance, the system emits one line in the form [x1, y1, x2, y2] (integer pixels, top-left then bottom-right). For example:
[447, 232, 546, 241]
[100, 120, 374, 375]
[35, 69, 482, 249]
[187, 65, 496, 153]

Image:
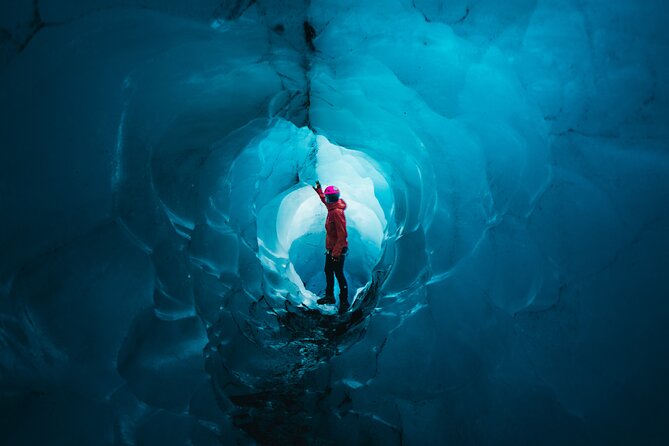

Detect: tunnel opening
[254, 130, 393, 312]
[199, 123, 405, 443]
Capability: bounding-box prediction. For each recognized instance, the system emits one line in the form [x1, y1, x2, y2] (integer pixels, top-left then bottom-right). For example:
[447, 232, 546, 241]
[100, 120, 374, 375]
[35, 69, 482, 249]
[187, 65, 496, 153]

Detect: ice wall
[1, 0, 668, 445]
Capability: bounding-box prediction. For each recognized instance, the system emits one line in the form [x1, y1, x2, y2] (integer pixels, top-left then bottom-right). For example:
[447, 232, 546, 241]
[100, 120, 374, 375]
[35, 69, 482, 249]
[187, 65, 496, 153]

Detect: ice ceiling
[1, 0, 668, 445]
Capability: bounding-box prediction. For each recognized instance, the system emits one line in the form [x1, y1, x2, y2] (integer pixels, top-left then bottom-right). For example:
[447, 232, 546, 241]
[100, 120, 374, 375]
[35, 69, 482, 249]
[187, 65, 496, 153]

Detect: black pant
[324, 251, 348, 304]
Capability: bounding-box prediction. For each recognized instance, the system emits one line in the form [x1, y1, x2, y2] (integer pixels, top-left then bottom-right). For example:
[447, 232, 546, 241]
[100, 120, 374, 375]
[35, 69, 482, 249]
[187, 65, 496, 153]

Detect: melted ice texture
[0, 0, 668, 444]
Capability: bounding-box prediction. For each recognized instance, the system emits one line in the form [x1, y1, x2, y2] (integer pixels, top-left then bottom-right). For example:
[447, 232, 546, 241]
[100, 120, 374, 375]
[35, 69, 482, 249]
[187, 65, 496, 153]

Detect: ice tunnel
[1, 0, 668, 445]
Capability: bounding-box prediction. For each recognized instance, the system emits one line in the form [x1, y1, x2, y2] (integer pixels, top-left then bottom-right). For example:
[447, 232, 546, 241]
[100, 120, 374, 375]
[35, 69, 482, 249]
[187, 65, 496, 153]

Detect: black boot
[317, 295, 335, 305]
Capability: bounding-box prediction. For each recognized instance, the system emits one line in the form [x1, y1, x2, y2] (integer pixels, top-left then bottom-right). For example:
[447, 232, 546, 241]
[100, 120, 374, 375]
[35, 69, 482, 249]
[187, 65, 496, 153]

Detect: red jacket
[315, 186, 348, 257]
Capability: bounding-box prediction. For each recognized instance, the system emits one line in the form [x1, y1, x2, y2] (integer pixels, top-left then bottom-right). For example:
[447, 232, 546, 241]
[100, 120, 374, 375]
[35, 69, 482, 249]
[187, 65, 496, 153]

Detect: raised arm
[312, 180, 326, 204]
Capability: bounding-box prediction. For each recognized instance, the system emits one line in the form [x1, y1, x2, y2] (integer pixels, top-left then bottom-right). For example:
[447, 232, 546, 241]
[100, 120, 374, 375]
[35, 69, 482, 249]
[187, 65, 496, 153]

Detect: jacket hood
[326, 199, 347, 211]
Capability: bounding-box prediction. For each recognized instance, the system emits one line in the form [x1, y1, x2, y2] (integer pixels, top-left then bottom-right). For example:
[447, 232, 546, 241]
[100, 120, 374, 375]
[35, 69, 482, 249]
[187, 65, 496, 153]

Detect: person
[312, 180, 349, 314]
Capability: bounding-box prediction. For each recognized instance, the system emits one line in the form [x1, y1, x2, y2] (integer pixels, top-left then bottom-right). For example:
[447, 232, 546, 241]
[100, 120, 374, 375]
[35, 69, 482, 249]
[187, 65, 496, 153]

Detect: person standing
[312, 181, 349, 314]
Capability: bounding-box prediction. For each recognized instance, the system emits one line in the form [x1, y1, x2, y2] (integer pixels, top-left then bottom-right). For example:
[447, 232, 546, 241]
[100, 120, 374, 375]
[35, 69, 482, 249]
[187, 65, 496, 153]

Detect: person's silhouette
[312, 181, 349, 314]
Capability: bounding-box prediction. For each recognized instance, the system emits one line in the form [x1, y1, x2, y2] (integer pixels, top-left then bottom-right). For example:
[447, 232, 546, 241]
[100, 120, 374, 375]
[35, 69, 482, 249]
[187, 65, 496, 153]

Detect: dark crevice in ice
[302, 30, 315, 130]
[303, 21, 317, 52]
[2, 0, 47, 53]
[453, 7, 471, 25]
[216, 0, 257, 20]
[21, 0, 46, 51]
[302, 19, 316, 129]
[411, 0, 432, 23]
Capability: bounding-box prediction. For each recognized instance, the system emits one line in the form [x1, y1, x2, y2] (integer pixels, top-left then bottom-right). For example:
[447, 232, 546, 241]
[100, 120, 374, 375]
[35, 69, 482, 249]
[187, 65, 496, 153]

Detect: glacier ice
[1, 0, 668, 444]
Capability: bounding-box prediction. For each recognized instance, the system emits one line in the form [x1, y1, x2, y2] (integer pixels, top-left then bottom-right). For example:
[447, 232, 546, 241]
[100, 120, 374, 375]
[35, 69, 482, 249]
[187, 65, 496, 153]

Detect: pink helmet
[324, 185, 340, 203]
[324, 185, 339, 195]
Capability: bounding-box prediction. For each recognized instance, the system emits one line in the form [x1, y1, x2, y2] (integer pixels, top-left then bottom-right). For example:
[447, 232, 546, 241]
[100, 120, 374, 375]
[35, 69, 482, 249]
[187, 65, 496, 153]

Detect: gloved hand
[314, 180, 321, 190]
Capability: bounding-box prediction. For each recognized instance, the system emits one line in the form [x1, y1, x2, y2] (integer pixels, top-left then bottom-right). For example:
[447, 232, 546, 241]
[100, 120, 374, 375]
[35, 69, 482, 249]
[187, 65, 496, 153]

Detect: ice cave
[1, 0, 668, 444]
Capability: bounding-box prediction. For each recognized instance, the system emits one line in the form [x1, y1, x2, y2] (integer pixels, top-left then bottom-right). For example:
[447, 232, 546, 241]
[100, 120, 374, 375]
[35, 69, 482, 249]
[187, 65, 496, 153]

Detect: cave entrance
[256, 133, 393, 310]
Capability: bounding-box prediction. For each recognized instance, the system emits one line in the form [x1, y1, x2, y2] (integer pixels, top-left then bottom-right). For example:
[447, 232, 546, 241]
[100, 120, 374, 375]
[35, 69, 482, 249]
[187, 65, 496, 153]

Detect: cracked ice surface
[1, 0, 668, 445]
